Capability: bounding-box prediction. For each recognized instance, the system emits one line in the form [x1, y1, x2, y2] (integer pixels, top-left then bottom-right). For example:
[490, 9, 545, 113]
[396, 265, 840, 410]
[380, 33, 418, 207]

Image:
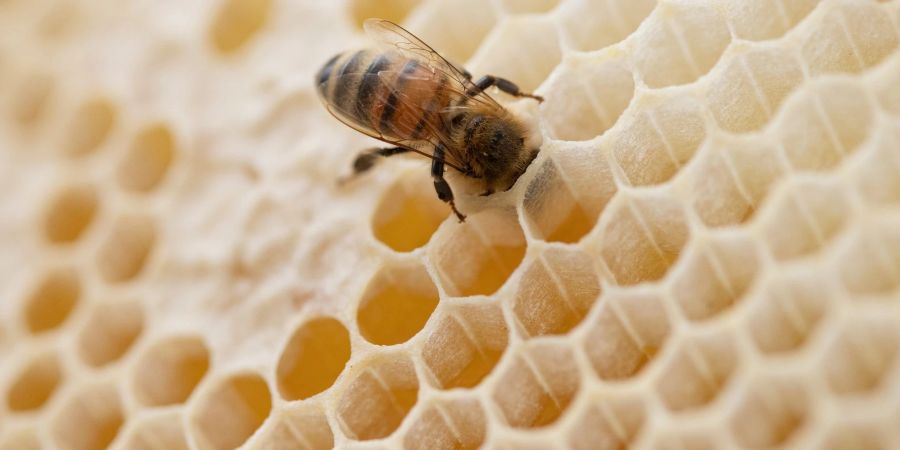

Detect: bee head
[466, 114, 535, 190]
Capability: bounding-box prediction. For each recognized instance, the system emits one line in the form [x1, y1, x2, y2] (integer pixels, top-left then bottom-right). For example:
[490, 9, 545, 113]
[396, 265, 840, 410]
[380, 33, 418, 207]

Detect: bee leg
[467, 75, 544, 102]
[340, 146, 409, 184]
[432, 146, 466, 222]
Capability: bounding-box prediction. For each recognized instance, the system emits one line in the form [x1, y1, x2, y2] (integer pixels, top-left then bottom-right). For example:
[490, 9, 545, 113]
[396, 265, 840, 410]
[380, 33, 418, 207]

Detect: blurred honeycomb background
[1, 0, 900, 448]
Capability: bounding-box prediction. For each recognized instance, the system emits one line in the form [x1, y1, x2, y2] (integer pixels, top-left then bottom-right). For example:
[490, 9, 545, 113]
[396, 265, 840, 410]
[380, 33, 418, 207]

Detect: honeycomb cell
[405, 0, 497, 64]
[190, 373, 272, 450]
[403, 398, 486, 450]
[656, 333, 737, 412]
[118, 411, 188, 450]
[522, 145, 616, 244]
[43, 183, 99, 244]
[349, 0, 419, 29]
[51, 383, 124, 450]
[852, 126, 900, 206]
[9, 72, 53, 126]
[837, 218, 900, 295]
[584, 290, 670, 380]
[276, 317, 350, 400]
[421, 303, 507, 389]
[430, 209, 526, 297]
[540, 54, 634, 141]
[118, 124, 176, 193]
[822, 424, 888, 450]
[132, 336, 209, 406]
[5, 351, 62, 412]
[567, 394, 645, 450]
[823, 320, 898, 395]
[372, 170, 448, 252]
[208, 0, 272, 54]
[670, 234, 760, 321]
[555, 0, 656, 52]
[357, 261, 438, 345]
[730, 377, 808, 448]
[336, 354, 418, 440]
[23, 267, 80, 334]
[95, 213, 156, 283]
[468, 16, 561, 93]
[512, 247, 601, 337]
[723, 0, 818, 41]
[492, 342, 579, 428]
[748, 272, 829, 354]
[632, 2, 731, 88]
[802, 2, 899, 75]
[592, 192, 690, 286]
[64, 98, 116, 156]
[255, 404, 333, 450]
[77, 299, 143, 367]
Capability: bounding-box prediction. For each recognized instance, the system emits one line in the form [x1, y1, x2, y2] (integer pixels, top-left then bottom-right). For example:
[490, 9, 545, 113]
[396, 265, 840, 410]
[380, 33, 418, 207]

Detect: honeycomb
[1, 0, 900, 448]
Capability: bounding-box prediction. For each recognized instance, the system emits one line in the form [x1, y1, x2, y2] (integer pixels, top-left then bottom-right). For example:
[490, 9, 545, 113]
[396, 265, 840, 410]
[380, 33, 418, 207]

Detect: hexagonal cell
[208, 0, 272, 54]
[631, 2, 731, 88]
[430, 209, 526, 297]
[95, 213, 156, 283]
[670, 234, 760, 321]
[823, 320, 898, 395]
[591, 192, 690, 286]
[255, 403, 333, 450]
[748, 271, 829, 354]
[5, 351, 62, 412]
[23, 267, 80, 334]
[189, 373, 272, 450]
[513, 247, 601, 337]
[357, 261, 438, 345]
[556, 0, 656, 51]
[403, 397, 486, 450]
[118, 410, 188, 450]
[372, 170, 448, 252]
[405, 0, 497, 64]
[467, 16, 561, 94]
[276, 317, 350, 400]
[706, 45, 804, 133]
[775, 79, 872, 172]
[540, 53, 634, 141]
[64, 97, 116, 156]
[656, 332, 737, 412]
[802, 2, 898, 75]
[9, 72, 53, 126]
[118, 124, 176, 193]
[837, 217, 900, 296]
[730, 377, 809, 448]
[43, 183, 99, 244]
[421, 303, 507, 389]
[722, 0, 818, 41]
[851, 125, 900, 206]
[522, 146, 616, 244]
[132, 336, 209, 407]
[584, 290, 670, 380]
[611, 93, 706, 186]
[336, 354, 418, 440]
[349, 0, 419, 29]
[77, 299, 143, 367]
[567, 393, 645, 450]
[492, 341, 580, 429]
[51, 382, 124, 450]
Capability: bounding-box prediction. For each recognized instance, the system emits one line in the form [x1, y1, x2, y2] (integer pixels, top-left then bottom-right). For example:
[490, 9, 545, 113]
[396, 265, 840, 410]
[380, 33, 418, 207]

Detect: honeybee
[316, 19, 543, 222]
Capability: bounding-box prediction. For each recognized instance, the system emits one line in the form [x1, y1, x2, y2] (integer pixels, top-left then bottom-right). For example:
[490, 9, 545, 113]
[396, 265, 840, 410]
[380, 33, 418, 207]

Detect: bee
[316, 19, 543, 222]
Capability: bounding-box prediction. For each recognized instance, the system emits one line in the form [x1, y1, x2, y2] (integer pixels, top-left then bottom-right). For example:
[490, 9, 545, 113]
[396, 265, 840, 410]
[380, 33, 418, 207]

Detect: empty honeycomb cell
[747, 272, 829, 354]
[357, 261, 438, 345]
[776, 80, 872, 172]
[512, 247, 601, 337]
[23, 267, 80, 334]
[430, 209, 526, 297]
[132, 336, 209, 406]
[611, 93, 706, 186]
[656, 333, 737, 411]
[119, 411, 189, 450]
[190, 373, 272, 450]
[64, 98, 116, 156]
[584, 291, 670, 380]
[336, 354, 418, 440]
[276, 317, 350, 400]
[706, 46, 804, 133]
[852, 126, 900, 206]
[802, 2, 899, 75]
[730, 378, 809, 448]
[757, 179, 851, 261]
[208, 0, 272, 54]
[467, 16, 561, 93]
[670, 234, 760, 321]
[567, 394, 645, 450]
[349, 0, 420, 29]
[421, 303, 507, 389]
[372, 170, 448, 252]
[837, 219, 900, 295]
[823, 320, 898, 395]
[555, 0, 656, 52]
[255, 404, 333, 450]
[522, 144, 616, 243]
[95, 213, 156, 283]
[403, 398, 486, 450]
[5, 351, 62, 412]
[723, 0, 818, 41]
[822, 424, 887, 450]
[50, 382, 124, 450]
[118, 124, 176, 193]
[405, 0, 497, 64]
[593, 193, 690, 285]
[77, 299, 143, 367]
[43, 183, 99, 244]
[492, 342, 580, 428]
[9, 72, 53, 126]
[631, 2, 731, 88]
[540, 53, 634, 141]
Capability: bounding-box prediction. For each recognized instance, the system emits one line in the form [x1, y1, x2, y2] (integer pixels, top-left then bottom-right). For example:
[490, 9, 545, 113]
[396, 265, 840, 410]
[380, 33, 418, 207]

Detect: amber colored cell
[51, 384, 124, 450]
[24, 268, 80, 334]
[336, 355, 418, 440]
[357, 262, 439, 345]
[43, 184, 98, 244]
[277, 317, 350, 400]
[256, 405, 333, 450]
[10, 72, 53, 126]
[118, 411, 189, 450]
[190, 373, 272, 450]
[403, 398, 486, 450]
[372, 171, 448, 252]
[421, 303, 507, 389]
[118, 124, 176, 192]
[64, 98, 116, 156]
[77, 300, 143, 367]
[656, 334, 737, 412]
[209, 0, 272, 53]
[6, 352, 62, 412]
[96, 214, 156, 283]
[349, 0, 419, 30]
[132, 336, 209, 406]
